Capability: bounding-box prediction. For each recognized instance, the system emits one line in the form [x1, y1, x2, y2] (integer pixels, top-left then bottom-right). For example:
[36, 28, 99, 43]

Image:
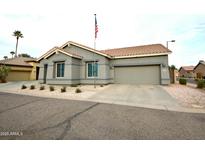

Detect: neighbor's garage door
[7, 71, 30, 81]
[114, 65, 160, 84]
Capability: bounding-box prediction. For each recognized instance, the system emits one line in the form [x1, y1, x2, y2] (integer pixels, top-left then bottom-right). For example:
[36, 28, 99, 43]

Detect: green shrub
[197, 80, 205, 89]
[49, 86, 55, 91]
[0, 65, 10, 83]
[40, 85, 45, 90]
[179, 78, 187, 85]
[61, 86, 66, 93]
[75, 88, 82, 93]
[30, 85, 35, 90]
[21, 84, 27, 89]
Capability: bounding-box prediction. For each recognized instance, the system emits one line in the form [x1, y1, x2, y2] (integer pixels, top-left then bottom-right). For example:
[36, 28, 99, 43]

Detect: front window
[87, 62, 98, 78]
[56, 62, 65, 77]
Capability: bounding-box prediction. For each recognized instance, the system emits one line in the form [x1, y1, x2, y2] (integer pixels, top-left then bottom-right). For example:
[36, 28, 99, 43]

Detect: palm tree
[13, 30, 23, 58]
[3, 56, 8, 60]
[10, 51, 15, 58]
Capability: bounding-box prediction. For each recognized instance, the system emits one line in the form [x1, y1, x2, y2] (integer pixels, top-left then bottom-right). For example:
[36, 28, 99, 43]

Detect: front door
[43, 64, 48, 83]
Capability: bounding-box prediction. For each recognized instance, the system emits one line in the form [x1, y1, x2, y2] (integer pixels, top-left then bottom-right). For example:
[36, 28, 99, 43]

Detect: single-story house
[194, 60, 205, 79]
[178, 66, 196, 78]
[37, 41, 171, 85]
[0, 57, 39, 81]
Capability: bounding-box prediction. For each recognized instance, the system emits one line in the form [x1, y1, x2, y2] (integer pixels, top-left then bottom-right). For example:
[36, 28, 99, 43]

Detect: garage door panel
[7, 71, 30, 81]
[114, 66, 160, 84]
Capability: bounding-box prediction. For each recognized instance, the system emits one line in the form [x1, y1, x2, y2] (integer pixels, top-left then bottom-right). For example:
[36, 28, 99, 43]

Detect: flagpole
[94, 14, 97, 50]
[94, 14, 97, 88]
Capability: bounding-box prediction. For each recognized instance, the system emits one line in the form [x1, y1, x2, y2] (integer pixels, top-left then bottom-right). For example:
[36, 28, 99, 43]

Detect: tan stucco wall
[27, 62, 39, 80]
[194, 64, 205, 78]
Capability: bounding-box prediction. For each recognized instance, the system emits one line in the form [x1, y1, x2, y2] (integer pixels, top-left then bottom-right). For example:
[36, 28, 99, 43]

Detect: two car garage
[114, 65, 161, 85]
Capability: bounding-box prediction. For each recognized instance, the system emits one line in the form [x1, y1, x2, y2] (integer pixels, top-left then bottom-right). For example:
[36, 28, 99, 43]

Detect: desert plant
[0, 65, 11, 83]
[179, 78, 187, 85]
[39, 85, 45, 90]
[30, 85, 35, 90]
[21, 84, 27, 89]
[61, 86, 66, 93]
[49, 86, 55, 91]
[197, 80, 205, 89]
[75, 88, 82, 93]
[100, 84, 104, 87]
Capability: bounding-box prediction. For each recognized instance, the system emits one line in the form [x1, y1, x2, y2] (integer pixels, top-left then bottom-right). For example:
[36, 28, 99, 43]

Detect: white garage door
[114, 65, 160, 84]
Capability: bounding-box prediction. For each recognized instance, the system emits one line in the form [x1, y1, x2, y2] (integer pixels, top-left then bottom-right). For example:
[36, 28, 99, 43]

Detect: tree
[170, 65, 177, 70]
[0, 65, 10, 83]
[3, 56, 8, 60]
[18, 53, 31, 58]
[13, 30, 23, 58]
[10, 51, 15, 58]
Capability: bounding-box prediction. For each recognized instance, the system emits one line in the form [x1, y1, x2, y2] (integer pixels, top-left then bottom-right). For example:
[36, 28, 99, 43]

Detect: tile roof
[100, 44, 171, 57]
[0, 57, 36, 67]
[194, 60, 205, 70]
[38, 41, 171, 61]
[180, 66, 195, 71]
[199, 60, 205, 65]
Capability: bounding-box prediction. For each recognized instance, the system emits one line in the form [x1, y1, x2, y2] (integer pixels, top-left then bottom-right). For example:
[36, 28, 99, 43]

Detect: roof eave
[0, 63, 33, 67]
[37, 47, 82, 62]
[37, 47, 57, 62]
[61, 41, 112, 59]
[113, 52, 171, 59]
[194, 62, 205, 70]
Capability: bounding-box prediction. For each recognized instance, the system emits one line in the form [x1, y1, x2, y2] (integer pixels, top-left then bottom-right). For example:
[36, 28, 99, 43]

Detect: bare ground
[162, 84, 205, 109]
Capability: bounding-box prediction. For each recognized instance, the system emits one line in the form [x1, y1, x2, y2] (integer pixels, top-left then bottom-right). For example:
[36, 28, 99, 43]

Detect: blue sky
[0, 0, 205, 68]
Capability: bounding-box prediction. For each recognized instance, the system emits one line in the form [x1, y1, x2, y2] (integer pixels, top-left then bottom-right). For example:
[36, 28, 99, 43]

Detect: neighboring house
[178, 66, 196, 78]
[37, 41, 171, 85]
[194, 60, 205, 79]
[0, 57, 39, 81]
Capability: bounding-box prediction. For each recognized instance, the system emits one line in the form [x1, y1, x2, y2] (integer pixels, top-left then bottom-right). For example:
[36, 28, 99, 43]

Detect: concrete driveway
[0, 81, 38, 91]
[0, 82, 203, 112]
[89, 84, 186, 112]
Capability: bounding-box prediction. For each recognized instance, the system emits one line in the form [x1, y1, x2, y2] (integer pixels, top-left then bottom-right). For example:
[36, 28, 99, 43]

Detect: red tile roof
[0, 57, 36, 67]
[181, 66, 195, 71]
[194, 60, 205, 70]
[38, 41, 171, 61]
[100, 44, 171, 57]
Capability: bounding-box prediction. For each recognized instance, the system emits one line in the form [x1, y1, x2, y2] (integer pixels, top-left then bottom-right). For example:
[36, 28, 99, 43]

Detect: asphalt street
[0, 92, 205, 139]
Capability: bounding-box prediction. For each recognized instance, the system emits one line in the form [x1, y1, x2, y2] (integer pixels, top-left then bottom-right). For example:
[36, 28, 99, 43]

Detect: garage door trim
[114, 65, 161, 85]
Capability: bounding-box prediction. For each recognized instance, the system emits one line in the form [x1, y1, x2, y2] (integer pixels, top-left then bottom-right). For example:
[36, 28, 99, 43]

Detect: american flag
[95, 14, 98, 39]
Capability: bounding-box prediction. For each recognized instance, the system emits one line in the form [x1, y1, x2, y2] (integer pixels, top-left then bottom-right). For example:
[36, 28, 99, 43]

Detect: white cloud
[0, 0, 205, 68]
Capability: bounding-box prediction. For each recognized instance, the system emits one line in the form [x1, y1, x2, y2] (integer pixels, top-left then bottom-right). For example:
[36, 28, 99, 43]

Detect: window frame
[87, 61, 98, 78]
[55, 62, 65, 78]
